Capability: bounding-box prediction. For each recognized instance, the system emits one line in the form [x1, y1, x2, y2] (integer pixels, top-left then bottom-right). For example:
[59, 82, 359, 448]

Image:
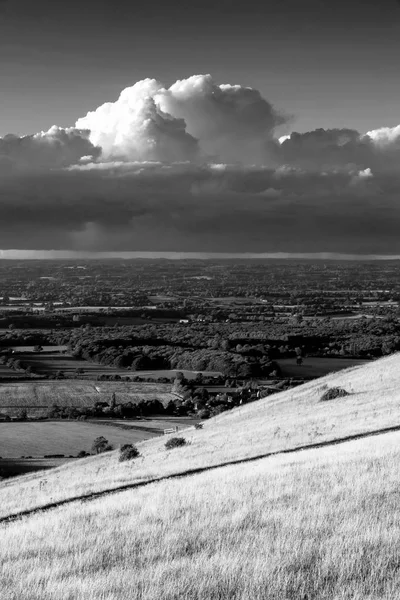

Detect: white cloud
[366, 124, 400, 147]
[76, 74, 284, 165]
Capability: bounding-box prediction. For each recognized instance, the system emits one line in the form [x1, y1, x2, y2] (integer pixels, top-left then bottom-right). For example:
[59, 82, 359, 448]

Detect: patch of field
[94, 416, 200, 433]
[2, 429, 400, 599]
[10, 350, 130, 378]
[0, 421, 154, 458]
[0, 351, 399, 519]
[9, 345, 68, 352]
[0, 381, 174, 416]
[0, 457, 73, 479]
[277, 356, 369, 378]
[0, 364, 26, 379]
[135, 369, 223, 380]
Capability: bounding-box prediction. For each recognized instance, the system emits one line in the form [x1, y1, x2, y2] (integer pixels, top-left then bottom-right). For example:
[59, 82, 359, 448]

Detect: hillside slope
[2, 424, 400, 599]
[1, 352, 400, 520]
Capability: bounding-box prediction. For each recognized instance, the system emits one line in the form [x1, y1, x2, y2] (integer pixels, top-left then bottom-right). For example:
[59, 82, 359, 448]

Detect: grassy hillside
[2, 353, 400, 599]
[0, 351, 399, 519]
[1, 429, 400, 599]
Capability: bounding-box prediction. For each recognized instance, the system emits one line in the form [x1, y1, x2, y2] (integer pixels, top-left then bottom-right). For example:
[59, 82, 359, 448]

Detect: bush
[194, 422, 204, 429]
[119, 444, 140, 462]
[165, 437, 186, 450]
[320, 386, 350, 402]
[197, 408, 211, 419]
[77, 450, 89, 458]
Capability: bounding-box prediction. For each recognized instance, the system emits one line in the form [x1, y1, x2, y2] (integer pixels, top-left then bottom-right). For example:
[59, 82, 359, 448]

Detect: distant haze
[2, 251, 400, 261]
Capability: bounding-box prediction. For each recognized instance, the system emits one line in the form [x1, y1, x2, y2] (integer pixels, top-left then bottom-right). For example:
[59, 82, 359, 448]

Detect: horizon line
[1, 250, 400, 261]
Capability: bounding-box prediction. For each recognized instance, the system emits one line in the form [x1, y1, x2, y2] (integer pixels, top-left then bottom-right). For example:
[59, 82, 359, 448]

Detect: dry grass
[0, 352, 399, 519]
[1, 431, 400, 599]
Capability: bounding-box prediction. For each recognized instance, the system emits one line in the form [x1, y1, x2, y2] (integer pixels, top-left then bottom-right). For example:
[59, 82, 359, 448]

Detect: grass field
[277, 356, 369, 378]
[0, 380, 175, 416]
[2, 426, 400, 598]
[2, 354, 400, 599]
[9, 345, 68, 352]
[0, 421, 156, 458]
[11, 349, 133, 379]
[135, 368, 223, 380]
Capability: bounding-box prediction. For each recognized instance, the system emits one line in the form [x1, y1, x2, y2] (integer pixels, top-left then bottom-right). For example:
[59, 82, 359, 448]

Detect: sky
[1, 0, 400, 256]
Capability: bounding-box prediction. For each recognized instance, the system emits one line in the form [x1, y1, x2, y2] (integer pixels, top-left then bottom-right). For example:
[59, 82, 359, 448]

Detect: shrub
[165, 436, 186, 450]
[320, 386, 350, 402]
[198, 408, 211, 419]
[119, 444, 140, 462]
[194, 422, 204, 429]
[77, 450, 89, 458]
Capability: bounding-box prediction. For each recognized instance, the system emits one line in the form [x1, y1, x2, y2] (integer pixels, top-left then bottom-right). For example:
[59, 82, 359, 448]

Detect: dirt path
[2, 421, 400, 526]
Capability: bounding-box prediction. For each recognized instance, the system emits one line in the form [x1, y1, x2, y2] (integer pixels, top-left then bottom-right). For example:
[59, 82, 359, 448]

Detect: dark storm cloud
[0, 161, 396, 253]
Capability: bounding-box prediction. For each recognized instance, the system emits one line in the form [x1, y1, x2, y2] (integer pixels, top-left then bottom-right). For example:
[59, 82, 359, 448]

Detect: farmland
[0, 380, 175, 417]
[135, 369, 222, 380]
[0, 421, 160, 459]
[277, 356, 370, 378]
[8, 347, 136, 379]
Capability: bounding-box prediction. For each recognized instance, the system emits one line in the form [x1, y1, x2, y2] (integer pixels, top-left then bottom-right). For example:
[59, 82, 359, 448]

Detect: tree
[17, 408, 28, 420]
[91, 436, 111, 454]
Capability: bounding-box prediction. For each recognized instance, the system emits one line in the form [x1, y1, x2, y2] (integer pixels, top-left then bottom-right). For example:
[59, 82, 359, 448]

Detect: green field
[10, 349, 134, 379]
[0, 421, 157, 458]
[277, 356, 369, 378]
[0, 380, 175, 417]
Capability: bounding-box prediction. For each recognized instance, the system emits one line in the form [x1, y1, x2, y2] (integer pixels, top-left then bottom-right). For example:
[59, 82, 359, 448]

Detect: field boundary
[2, 421, 400, 526]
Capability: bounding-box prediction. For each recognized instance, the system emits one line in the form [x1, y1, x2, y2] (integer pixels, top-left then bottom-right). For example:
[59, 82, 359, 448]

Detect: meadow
[0, 380, 175, 416]
[0, 351, 400, 520]
[10, 348, 134, 379]
[0, 421, 155, 458]
[1, 428, 400, 599]
[277, 356, 369, 378]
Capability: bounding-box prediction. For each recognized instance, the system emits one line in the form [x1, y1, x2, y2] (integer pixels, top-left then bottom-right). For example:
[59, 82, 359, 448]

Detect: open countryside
[3, 260, 400, 599]
[2, 354, 400, 599]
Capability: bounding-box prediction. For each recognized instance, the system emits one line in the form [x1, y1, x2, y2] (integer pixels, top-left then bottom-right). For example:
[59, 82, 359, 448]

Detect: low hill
[0, 352, 399, 519]
[1, 353, 400, 598]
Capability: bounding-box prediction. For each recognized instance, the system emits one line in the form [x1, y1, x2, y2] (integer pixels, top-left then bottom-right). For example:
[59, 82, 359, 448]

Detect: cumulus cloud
[0, 125, 100, 173]
[76, 80, 199, 162]
[278, 126, 400, 172]
[76, 74, 284, 164]
[2, 73, 400, 254]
